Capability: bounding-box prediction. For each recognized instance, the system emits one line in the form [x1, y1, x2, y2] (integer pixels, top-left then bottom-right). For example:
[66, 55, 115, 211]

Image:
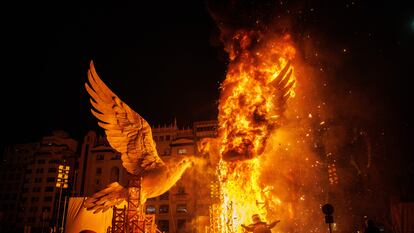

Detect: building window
[36, 168, 44, 174]
[160, 191, 169, 200]
[158, 220, 169, 233]
[7, 203, 15, 212]
[32, 187, 41, 192]
[163, 149, 170, 156]
[49, 159, 60, 164]
[177, 219, 186, 230]
[196, 126, 217, 132]
[34, 177, 42, 183]
[178, 148, 187, 155]
[111, 154, 121, 160]
[45, 186, 54, 192]
[110, 167, 120, 182]
[96, 167, 102, 175]
[159, 136, 164, 141]
[37, 159, 46, 164]
[159, 205, 169, 214]
[153, 136, 158, 141]
[31, 197, 39, 203]
[177, 186, 186, 195]
[48, 167, 56, 173]
[44, 196, 53, 202]
[146, 205, 156, 214]
[165, 135, 170, 141]
[96, 179, 100, 185]
[96, 154, 104, 160]
[176, 204, 187, 213]
[47, 177, 55, 183]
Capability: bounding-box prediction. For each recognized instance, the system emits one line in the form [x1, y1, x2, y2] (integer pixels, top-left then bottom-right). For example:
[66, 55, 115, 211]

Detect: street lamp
[55, 165, 70, 233]
[322, 203, 334, 233]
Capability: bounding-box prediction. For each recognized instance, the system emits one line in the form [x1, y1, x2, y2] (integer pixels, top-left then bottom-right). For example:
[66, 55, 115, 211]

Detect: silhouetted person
[241, 214, 280, 233]
[364, 219, 380, 233]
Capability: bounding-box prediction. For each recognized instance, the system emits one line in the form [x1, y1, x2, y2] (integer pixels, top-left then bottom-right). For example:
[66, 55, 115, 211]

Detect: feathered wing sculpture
[84, 182, 128, 213]
[84, 61, 192, 213]
[270, 61, 295, 115]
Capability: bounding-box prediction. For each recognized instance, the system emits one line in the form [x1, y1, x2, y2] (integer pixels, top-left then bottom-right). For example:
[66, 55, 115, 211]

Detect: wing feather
[85, 61, 164, 174]
[84, 182, 127, 213]
[270, 61, 295, 117]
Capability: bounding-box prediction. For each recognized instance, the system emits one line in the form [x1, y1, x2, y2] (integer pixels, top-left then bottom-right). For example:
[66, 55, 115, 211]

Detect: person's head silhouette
[252, 214, 261, 223]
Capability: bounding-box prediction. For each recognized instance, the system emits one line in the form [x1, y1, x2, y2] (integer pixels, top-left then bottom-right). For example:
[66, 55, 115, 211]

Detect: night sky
[2, 0, 413, 167]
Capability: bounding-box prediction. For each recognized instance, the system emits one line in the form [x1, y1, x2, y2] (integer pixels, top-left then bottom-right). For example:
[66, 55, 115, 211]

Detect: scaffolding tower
[110, 177, 162, 233]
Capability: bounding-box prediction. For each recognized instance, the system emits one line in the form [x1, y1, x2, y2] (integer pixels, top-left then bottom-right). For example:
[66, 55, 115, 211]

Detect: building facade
[0, 120, 217, 233]
[21, 131, 78, 232]
[75, 131, 125, 198]
[0, 131, 78, 233]
[76, 120, 218, 233]
[0, 142, 39, 232]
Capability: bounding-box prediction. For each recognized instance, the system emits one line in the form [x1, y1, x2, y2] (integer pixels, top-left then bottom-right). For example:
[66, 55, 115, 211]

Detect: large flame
[218, 30, 296, 162]
[211, 29, 324, 233]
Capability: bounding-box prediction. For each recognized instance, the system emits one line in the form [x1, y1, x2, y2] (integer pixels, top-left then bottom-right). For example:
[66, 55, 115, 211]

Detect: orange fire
[210, 29, 324, 233]
[218, 30, 296, 162]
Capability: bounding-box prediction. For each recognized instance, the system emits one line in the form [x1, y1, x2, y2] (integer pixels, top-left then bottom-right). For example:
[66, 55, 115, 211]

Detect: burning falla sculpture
[199, 30, 298, 233]
[83, 61, 193, 218]
[219, 60, 295, 162]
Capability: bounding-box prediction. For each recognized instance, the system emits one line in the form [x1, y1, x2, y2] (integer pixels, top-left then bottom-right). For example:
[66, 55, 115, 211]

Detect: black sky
[2, 1, 225, 146]
[2, 0, 413, 160]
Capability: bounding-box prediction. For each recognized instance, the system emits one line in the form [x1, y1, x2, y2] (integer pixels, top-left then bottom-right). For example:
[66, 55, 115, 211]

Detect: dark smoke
[207, 0, 298, 51]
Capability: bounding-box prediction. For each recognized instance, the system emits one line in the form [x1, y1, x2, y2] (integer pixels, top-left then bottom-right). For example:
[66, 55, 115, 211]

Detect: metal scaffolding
[109, 177, 162, 233]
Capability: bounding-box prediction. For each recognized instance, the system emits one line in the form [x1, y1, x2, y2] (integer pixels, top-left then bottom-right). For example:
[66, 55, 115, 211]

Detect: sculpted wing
[270, 61, 295, 116]
[84, 182, 127, 213]
[85, 61, 164, 175]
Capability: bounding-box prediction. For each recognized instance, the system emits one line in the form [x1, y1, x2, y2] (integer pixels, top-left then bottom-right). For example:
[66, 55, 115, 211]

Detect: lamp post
[322, 203, 334, 233]
[55, 165, 70, 233]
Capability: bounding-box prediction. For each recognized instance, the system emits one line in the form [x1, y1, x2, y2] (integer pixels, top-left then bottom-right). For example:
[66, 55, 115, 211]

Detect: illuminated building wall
[76, 120, 218, 233]
[0, 120, 217, 233]
[20, 131, 78, 231]
[146, 120, 217, 233]
[75, 131, 126, 197]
